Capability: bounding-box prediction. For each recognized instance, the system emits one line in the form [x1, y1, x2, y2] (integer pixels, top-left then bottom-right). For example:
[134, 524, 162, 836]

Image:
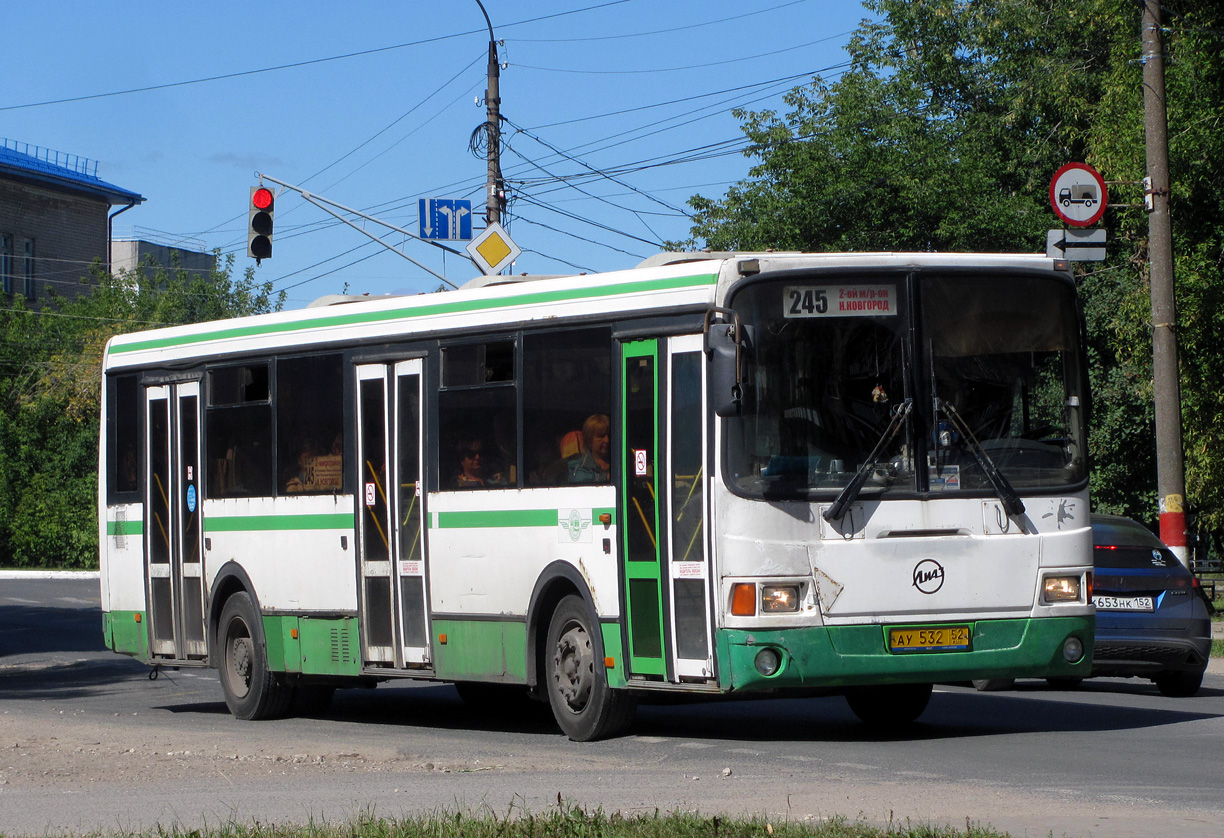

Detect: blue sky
[3, 1, 869, 308]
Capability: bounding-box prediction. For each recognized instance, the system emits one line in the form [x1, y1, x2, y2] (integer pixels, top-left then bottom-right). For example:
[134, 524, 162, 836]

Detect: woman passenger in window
[454, 438, 507, 489]
[567, 414, 611, 483]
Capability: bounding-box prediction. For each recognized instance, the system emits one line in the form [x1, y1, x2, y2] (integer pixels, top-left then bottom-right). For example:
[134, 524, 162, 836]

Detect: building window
[0, 235, 12, 295]
[22, 239, 35, 300]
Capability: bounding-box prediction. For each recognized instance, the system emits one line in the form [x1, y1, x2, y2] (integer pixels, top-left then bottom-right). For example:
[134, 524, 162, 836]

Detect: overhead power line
[0, 1, 634, 112]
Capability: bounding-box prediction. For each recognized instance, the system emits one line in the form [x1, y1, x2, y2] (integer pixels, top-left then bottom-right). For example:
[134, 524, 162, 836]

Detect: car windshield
[724, 271, 1088, 501]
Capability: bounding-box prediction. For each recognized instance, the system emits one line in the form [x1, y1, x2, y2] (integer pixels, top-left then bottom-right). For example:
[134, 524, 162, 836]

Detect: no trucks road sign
[1050, 162, 1108, 227]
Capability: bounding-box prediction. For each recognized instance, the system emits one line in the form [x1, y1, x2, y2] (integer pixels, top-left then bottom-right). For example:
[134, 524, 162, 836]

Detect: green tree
[0, 255, 281, 568]
[684, 0, 1224, 530]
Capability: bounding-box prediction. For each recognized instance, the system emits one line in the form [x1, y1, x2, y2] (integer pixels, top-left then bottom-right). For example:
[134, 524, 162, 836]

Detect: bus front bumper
[719, 616, 1093, 692]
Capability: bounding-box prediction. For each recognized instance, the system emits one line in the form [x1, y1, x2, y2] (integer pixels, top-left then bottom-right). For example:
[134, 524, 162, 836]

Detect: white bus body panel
[714, 490, 1092, 625]
[426, 486, 620, 618]
[101, 502, 145, 613]
[202, 494, 357, 612]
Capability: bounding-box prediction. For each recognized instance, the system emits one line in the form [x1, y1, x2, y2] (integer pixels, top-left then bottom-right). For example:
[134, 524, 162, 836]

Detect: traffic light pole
[1141, 1, 1188, 565]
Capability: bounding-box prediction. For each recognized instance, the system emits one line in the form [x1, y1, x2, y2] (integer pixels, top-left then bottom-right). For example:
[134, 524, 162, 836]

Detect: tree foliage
[684, 0, 1224, 531]
[0, 256, 281, 567]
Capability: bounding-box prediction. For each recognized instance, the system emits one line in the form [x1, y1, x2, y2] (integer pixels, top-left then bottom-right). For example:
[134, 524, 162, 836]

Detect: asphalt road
[2, 575, 1223, 838]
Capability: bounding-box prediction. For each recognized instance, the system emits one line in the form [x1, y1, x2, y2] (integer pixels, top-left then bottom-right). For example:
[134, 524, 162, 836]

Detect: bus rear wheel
[545, 595, 636, 741]
[218, 592, 293, 720]
[845, 682, 933, 728]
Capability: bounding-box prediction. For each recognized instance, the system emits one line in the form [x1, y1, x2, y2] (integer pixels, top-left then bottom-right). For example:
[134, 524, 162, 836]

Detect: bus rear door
[143, 380, 207, 662]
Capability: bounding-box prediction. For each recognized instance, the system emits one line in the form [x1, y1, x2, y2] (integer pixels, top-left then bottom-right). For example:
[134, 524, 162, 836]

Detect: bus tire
[217, 592, 293, 720]
[545, 594, 636, 741]
[845, 682, 932, 728]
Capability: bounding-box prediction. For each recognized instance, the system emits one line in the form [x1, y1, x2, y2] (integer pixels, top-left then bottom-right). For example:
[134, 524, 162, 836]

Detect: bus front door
[355, 361, 432, 670]
[143, 381, 207, 662]
[620, 336, 715, 683]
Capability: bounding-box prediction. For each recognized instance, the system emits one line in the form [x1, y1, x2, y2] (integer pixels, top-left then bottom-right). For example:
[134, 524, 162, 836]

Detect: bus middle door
[355, 361, 432, 671]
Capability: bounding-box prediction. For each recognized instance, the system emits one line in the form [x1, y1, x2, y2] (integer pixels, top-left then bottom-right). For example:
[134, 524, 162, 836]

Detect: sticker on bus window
[365, 482, 377, 506]
[399, 560, 422, 576]
[784, 284, 897, 318]
[634, 450, 649, 476]
[928, 465, 961, 491]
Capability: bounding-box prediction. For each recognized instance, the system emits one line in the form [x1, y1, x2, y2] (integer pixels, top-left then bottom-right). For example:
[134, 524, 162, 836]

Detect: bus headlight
[1042, 575, 1081, 603]
[761, 585, 800, 613]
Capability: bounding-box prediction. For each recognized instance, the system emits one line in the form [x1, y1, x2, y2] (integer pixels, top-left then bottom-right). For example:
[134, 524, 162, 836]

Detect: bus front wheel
[845, 682, 933, 728]
[545, 595, 636, 741]
[218, 592, 294, 720]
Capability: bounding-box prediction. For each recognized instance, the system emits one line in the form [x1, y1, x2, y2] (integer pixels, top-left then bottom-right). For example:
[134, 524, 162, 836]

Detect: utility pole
[474, 0, 505, 227]
[1141, 1, 1188, 565]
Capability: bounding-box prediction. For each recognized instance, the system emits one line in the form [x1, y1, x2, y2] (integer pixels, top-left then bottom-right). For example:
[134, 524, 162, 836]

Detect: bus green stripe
[436, 509, 559, 529]
[110, 272, 718, 355]
[203, 513, 354, 532]
[434, 507, 616, 529]
[106, 520, 144, 536]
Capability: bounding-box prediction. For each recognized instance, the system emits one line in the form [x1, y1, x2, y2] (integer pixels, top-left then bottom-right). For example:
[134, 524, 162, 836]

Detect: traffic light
[248, 186, 275, 261]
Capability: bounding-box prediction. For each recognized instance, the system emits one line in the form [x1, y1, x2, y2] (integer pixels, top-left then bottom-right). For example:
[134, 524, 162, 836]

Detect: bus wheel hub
[554, 625, 593, 710]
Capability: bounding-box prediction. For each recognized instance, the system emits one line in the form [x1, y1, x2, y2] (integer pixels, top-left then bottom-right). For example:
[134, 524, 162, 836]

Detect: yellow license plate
[889, 625, 971, 652]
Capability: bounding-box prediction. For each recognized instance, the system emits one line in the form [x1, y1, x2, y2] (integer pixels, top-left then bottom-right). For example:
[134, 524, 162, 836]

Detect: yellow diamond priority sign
[465, 222, 521, 276]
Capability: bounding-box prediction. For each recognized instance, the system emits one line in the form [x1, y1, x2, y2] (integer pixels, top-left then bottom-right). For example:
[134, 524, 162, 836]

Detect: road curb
[0, 569, 99, 580]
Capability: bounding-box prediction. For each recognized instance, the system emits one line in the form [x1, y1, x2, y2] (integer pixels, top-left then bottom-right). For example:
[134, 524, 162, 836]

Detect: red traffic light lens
[252, 187, 274, 210]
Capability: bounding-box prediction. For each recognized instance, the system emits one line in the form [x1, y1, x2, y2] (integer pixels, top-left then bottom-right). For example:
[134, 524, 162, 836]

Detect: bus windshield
[724, 272, 1087, 501]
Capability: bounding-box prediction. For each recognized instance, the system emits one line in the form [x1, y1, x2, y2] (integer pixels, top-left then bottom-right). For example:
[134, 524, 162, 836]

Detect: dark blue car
[1090, 514, 1212, 696]
[973, 514, 1212, 695]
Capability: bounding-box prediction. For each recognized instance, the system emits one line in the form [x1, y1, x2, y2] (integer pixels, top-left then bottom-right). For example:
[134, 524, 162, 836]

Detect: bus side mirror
[705, 309, 748, 417]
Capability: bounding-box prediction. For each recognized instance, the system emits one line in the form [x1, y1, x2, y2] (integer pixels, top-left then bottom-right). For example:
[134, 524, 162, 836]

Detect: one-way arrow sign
[1046, 228, 1106, 261]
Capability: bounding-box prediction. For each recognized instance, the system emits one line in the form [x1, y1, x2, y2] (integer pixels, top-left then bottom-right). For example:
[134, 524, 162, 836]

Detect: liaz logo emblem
[912, 559, 945, 594]
[558, 509, 592, 543]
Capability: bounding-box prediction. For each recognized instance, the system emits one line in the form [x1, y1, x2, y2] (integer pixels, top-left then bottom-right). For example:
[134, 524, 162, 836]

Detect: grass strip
[36, 804, 1016, 838]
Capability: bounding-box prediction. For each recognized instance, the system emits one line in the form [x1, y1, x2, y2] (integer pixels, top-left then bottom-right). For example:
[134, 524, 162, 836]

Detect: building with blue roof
[1, 137, 145, 303]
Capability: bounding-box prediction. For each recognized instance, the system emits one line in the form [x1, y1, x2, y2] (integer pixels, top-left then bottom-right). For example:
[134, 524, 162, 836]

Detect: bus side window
[439, 339, 518, 490]
[108, 373, 140, 498]
[275, 354, 344, 495]
[522, 327, 612, 488]
[206, 364, 273, 498]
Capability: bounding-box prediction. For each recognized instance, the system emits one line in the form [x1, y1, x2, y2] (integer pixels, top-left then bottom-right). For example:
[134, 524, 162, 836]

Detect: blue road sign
[418, 198, 473, 241]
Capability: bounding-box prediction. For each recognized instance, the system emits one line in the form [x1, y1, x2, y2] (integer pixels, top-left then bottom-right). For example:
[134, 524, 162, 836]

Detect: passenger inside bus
[452, 437, 507, 489]
[565, 413, 611, 483]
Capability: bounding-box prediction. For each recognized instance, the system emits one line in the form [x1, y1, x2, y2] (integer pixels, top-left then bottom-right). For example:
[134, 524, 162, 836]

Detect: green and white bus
[99, 251, 1094, 740]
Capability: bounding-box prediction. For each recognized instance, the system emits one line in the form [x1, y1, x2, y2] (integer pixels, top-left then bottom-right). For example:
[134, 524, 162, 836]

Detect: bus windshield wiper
[935, 398, 1025, 517]
[823, 399, 912, 523]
